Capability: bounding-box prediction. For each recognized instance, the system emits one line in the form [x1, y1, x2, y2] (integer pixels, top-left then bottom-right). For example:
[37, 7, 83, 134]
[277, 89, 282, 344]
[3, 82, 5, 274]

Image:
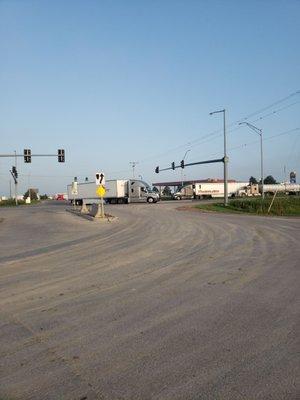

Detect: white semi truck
[174, 181, 249, 200]
[67, 179, 159, 205]
[237, 183, 300, 196]
[174, 182, 300, 200]
[261, 183, 300, 195]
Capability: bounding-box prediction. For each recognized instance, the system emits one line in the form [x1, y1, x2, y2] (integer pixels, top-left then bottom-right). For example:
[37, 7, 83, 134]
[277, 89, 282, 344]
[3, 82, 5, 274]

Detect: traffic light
[155, 166, 159, 174]
[24, 149, 31, 163]
[180, 159, 184, 168]
[171, 162, 175, 170]
[58, 149, 65, 162]
[12, 166, 18, 178]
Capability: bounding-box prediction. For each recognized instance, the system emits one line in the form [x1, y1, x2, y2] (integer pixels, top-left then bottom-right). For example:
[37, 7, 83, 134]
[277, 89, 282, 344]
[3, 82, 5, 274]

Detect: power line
[237, 90, 300, 122]
[187, 128, 300, 162]
[138, 90, 300, 165]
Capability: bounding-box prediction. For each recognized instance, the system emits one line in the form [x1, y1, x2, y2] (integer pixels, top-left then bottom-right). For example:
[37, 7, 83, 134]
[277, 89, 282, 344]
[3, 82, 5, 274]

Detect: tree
[23, 189, 39, 201]
[249, 176, 258, 184]
[162, 186, 171, 196]
[264, 175, 277, 184]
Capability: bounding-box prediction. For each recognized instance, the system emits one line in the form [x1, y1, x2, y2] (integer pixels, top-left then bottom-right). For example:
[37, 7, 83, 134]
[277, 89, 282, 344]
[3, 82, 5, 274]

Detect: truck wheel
[147, 197, 154, 203]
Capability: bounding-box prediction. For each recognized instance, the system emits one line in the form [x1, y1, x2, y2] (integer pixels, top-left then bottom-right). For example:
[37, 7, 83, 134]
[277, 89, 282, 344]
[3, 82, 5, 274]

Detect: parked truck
[236, 183, 300, 196]
[67, 179, 159, 205]
[262, 183, 300, 195]
[173, 182, 300, 200]
[174, 181, 249, 200]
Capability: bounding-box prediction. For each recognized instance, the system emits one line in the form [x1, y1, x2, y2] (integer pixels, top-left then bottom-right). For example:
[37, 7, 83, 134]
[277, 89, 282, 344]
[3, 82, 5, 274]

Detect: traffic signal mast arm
[155, 157, 225, 173]
[0, 149, 65, 163]
[0, 153, 60, 157]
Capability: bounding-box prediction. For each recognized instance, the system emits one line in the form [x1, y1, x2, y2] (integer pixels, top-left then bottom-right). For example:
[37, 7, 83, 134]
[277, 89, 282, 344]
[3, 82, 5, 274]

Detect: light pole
[130, 161, 138, 178]
[209, 109, 228, 206]
[239, 122, 264, 200]
[14, 150, 18, 205]
[181, 149, 191, 188]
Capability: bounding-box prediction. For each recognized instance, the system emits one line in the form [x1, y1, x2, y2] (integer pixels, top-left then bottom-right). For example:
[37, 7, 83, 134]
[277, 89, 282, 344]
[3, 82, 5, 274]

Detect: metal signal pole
[14, 150, 18, 205]
[239, 122, 264, 200]
[130, 161, 138, 178]
[210, 109, 228, 206]
[181, 150, 191, 188]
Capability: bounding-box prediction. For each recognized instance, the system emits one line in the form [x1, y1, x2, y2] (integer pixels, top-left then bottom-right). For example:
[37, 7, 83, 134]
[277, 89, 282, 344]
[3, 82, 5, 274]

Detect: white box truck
[67, 179, 159, 205]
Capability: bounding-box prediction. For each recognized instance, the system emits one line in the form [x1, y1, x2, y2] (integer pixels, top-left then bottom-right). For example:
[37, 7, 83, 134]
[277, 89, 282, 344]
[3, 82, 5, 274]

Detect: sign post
[95, 172, 106, 218]
[71, 179, 78, 209]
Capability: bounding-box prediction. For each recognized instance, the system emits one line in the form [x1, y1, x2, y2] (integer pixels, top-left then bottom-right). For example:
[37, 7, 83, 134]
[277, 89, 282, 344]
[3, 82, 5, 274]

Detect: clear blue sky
[1, 0, 299, 195]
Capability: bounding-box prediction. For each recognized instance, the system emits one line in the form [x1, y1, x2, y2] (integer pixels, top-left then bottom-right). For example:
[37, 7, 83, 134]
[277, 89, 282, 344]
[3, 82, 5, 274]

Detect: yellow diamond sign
[96, 185, 106, 197]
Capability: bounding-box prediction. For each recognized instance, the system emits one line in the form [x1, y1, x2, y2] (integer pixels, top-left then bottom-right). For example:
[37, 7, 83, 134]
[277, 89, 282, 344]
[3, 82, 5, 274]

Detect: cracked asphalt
[0, 200, 299, 399]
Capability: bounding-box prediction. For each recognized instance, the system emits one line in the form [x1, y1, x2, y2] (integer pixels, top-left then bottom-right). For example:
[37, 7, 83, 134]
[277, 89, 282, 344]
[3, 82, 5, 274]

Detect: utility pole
[14, 150, 18, 205]
[130, 161, 138, 179]
[181, 150, 191, 188]
[239, 122, 264, 200]
[210, 109, 228, 206]
[9, 180, 12, 199]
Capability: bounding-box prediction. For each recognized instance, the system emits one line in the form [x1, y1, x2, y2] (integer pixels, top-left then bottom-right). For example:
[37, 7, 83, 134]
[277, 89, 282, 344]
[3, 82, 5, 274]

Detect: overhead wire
[138, 90, 300, 165]
[187, 128, 300, 163]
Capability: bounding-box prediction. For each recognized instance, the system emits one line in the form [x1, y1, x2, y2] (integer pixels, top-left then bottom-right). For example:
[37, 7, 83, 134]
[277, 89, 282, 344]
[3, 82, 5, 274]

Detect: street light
[129, 161, 138, 178]
[181, 149, 191, 188]
[239, 122, 264, 200]
[209, 109, 228, 206]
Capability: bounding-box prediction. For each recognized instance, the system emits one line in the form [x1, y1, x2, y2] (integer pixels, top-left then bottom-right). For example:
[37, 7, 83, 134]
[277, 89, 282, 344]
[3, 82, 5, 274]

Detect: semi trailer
[173, 182, 300, 200]
[262, 183, 300, 195]
[67, 179, 159, 205]
[173, 181, 249, 200]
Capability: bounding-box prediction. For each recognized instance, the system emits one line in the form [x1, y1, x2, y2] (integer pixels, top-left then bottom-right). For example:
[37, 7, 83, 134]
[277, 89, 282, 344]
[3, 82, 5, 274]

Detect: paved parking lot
[0, 200, 299, 399]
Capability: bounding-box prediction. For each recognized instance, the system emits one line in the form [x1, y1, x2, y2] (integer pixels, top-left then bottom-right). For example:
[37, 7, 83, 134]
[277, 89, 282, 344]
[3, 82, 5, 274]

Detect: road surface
[0, 201, 299, 399]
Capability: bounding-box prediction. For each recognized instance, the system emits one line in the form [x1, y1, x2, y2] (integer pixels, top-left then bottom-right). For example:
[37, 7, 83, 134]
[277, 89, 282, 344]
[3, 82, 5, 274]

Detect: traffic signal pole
[156, 157, 225, 173]
[210, 109, 228, 206]
[0, 153, 64, 158]
[1, 149, 65, 205]
[14, 150, 18, 205]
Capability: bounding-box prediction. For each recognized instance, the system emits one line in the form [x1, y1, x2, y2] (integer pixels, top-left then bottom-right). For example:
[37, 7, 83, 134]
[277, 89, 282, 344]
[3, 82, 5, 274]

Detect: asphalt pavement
[0, 200, 299, 400]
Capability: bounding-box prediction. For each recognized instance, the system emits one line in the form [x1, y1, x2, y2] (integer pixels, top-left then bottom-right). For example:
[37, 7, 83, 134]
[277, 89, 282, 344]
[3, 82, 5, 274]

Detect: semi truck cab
[129, 180, 159, 203]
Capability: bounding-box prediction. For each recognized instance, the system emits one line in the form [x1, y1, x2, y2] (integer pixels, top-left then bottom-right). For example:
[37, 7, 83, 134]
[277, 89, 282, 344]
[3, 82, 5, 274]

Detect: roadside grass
[0, 199, 40, 207]
[195, 196, 300, 216]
